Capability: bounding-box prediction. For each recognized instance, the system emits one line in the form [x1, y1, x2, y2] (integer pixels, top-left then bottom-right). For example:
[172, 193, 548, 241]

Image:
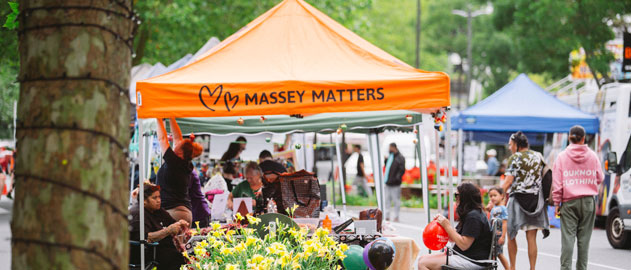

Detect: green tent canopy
[174, 110, 423, 135]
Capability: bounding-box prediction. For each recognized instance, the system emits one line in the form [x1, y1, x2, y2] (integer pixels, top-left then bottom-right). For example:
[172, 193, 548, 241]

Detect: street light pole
[415, 0, 421, 68]
[452, 4, 493, 108]
[466, 6, 472, 109]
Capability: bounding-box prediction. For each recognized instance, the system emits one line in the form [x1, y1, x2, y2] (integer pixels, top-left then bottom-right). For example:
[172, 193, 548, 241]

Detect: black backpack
[541, 165, 553, 205]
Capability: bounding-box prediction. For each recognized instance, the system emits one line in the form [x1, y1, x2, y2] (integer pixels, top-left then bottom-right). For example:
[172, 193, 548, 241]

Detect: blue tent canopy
[452, 74, 599, 134]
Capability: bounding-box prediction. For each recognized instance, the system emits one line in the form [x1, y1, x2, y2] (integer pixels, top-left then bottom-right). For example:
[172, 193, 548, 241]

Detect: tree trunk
[11, 1, 133, 269]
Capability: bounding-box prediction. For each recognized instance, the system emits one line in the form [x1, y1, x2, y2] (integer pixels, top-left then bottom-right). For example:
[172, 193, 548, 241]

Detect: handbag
[278, 170, 321, 218]
[359, 208, 383, 232]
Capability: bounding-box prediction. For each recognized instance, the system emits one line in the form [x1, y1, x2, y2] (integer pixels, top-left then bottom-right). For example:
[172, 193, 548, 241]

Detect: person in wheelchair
[418, 182, 493, 270]
[130, 183, 189, 270]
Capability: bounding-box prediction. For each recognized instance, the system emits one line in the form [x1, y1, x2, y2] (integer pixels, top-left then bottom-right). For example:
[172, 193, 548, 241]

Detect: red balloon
[422, 220, 449, 250]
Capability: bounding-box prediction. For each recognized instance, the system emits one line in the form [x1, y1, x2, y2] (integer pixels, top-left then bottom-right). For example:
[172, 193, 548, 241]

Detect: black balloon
[367, 240, 395, 270]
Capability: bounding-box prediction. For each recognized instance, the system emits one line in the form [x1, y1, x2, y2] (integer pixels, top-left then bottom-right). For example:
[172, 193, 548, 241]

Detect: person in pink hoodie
[552, 125, 604, 270]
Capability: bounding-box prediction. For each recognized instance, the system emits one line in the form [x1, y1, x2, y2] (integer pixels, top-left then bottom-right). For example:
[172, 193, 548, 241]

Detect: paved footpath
[0, 201, 629, 269]
[0, 200, 12, 270]
[340, 206, 630, 270]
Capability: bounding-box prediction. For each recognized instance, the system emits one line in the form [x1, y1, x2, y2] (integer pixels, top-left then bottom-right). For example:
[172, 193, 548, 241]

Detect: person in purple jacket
[189, 168, 211, 227]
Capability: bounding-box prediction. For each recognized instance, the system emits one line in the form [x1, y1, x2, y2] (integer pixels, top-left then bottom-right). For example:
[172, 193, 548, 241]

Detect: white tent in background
[166, 54, 193, 72]
[128, 63, 153, 103]
[186, 37, 221, 65]
[128, 37, 221, 104]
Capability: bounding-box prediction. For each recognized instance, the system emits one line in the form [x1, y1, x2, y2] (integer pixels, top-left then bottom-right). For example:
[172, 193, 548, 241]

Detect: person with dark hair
[258, 150, 286, 180]
[156, 118, 204, 226]
[129, 183, 188, 270]
[552, 125, 603, 270]
[228, 162, 265, 214]
[353, 144, 371, 197]
[220, 136, 248, 191]
[502, 131, 549, 270]
[418, 182, 492, 270]
[384, 143, 405, 222]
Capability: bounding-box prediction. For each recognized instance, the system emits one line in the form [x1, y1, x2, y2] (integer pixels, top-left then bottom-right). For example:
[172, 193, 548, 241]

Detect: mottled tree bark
[11, 1, 133, 269]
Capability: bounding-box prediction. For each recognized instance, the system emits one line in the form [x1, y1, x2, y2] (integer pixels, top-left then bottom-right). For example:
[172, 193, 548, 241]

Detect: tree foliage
[132, 0, 374, 65]
[493, 0, 631, 87]
[1, 1, 19, 139]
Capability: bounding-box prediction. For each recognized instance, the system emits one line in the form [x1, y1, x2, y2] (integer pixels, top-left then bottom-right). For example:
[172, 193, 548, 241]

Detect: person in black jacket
[384, 143, 405, 222]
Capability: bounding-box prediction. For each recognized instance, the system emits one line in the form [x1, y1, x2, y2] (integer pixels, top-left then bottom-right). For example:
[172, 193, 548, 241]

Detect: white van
[557, 82, 631, 248]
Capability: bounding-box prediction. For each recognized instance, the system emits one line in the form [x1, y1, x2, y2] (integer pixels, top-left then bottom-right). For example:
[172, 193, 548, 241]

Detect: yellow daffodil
[246, 214, 261, 225]
[245, 237, 258, 247]
[211, 222, 222, 231]
[335, 248, 347, 260]
[235, 212, 244, 222]
[339, 243, 349, 252]
[234, 242, 246, 253]
[198, 240, 209, 249]
[195, 221, 201, 232]
[315, 227, 329, 238]
[225, 264, 238, 270]
[249, 254, 264, 264]
[280, 254, 292, 267]
[193, 245, 205, 257]
[220, 247, 234, 255]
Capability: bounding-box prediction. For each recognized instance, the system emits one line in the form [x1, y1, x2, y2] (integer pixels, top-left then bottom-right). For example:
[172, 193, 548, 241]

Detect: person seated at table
[156, 117, 203, 225]
[129, 183, 189, 270]
[418, 182, 492, 270]
[227, 162, 265, 214]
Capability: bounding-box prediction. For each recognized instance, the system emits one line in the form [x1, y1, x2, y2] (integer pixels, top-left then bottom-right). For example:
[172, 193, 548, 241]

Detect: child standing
[489, 187, 509, 269]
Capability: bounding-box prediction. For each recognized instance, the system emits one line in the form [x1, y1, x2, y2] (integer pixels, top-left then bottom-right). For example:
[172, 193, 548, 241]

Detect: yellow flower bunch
[185, 214, 350, 270]
[246, 214, 261, 225]
[234, 242, 246, 253]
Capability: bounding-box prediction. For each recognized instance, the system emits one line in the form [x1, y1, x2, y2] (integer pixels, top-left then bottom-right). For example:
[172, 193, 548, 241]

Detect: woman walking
[502, 131, 549, 270]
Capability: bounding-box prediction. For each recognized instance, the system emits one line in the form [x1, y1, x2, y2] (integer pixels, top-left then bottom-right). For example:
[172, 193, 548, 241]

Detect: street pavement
[341, 206, 630, 270]
[0, 200, 629, 269]
[0, 200, 12, 270]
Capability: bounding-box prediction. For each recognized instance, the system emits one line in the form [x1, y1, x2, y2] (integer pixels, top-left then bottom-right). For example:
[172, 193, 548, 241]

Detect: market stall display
[133, 0, 451, 268]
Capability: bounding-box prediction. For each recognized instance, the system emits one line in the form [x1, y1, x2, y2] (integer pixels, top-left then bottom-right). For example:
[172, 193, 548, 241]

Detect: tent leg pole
[457, 129, 463, 185]
[435, 129, 441, 212]
[368, 133, 382, 212]
[330, 134, 336, 208]
[445, 111, 455, 224]
[335, 133, 347, 216]
[138, 119, 146, 270]
[417, 125, 431, 231]
[375, 132, 386, 219]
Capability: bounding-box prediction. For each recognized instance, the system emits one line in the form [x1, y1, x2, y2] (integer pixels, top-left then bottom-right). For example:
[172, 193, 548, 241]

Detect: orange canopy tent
[134, 1, 452, 262]
[135, 0, 450, 118]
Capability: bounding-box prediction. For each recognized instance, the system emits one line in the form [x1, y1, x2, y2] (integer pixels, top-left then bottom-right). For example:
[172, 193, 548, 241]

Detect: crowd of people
[419, 125, 603, 270]
[127, 119, 603, 270]
[128, 118, 292, 269]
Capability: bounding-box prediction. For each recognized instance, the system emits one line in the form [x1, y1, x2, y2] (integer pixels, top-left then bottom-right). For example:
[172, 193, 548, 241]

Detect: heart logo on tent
[199, 85, 223, 111]
[224, 91, 239, 111]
